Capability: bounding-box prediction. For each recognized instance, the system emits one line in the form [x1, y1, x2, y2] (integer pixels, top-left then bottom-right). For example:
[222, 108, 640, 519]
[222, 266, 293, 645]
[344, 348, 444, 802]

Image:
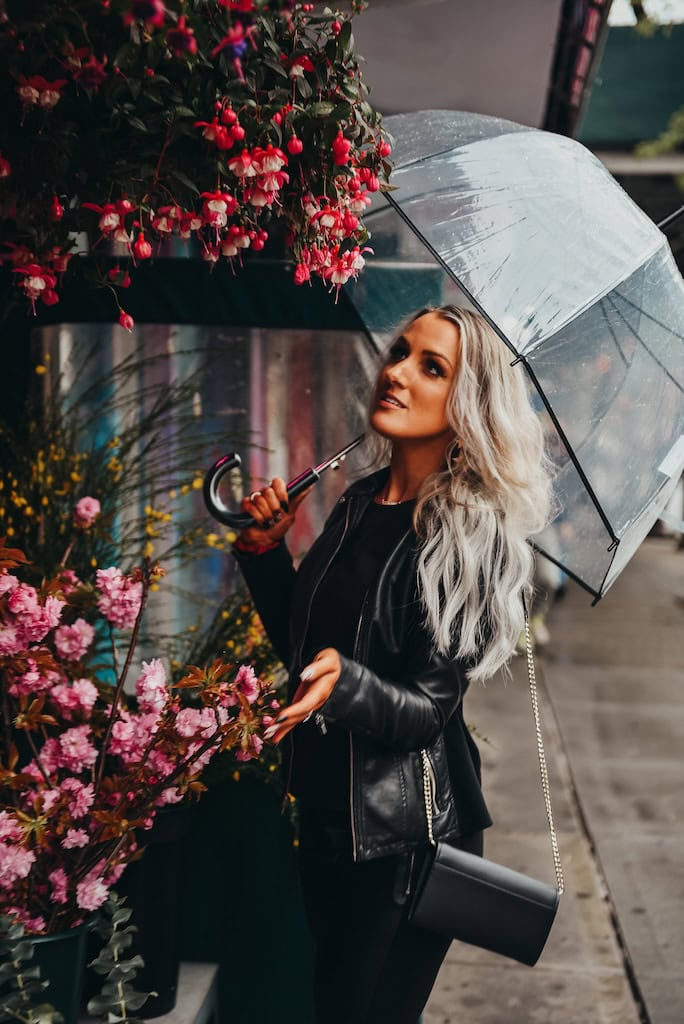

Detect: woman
[233, 305, 552, 1023]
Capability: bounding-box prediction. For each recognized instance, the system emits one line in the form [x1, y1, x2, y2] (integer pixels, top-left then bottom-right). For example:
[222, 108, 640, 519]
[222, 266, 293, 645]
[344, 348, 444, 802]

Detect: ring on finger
[249, 491, 261, 503]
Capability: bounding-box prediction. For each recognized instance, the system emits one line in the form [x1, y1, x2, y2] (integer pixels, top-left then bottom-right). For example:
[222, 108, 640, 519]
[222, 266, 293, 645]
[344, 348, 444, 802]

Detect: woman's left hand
[264, 648, 341, 744]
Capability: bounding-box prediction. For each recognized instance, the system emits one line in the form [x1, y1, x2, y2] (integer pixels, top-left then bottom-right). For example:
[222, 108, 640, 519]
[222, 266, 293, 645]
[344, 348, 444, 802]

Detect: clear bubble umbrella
[349, 110, 684, 600]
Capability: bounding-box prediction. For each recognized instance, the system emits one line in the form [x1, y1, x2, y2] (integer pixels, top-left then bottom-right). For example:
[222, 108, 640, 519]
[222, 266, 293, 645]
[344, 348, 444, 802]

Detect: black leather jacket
[236, 470, 492, 862]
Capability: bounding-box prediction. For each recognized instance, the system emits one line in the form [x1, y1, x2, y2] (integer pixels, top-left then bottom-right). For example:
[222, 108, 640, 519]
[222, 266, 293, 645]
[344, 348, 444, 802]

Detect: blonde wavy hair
[367, 305, 554, 683]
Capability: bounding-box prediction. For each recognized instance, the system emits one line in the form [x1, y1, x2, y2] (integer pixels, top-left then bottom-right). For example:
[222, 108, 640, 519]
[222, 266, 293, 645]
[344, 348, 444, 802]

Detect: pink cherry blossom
[0, 812, 22, 843]
[0, 844, 36, 889]
[73, 496, 101, 529]
[60, 779, 95, 818]
[235, 733, 263, 762]
[58, 725, 98, 772]
[135, 658, 168, 713]
[175, 706, 216, 739]
[48, 867, 68, 905]
[62, 828, 89, 849]
[0, 571, 18, 596]
[41, 789, 62, 814]
[0, 624, 21, 657]
[54, 618, 94, 661]
[8, 662, 58, 699]
[76, 868, 109, 912]
[235, 664, 259, 704]
[96, 567, 143, 630]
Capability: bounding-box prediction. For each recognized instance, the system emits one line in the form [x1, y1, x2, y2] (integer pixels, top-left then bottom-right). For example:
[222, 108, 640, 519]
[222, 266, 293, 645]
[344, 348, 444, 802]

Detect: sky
[609, 0, 684, 24]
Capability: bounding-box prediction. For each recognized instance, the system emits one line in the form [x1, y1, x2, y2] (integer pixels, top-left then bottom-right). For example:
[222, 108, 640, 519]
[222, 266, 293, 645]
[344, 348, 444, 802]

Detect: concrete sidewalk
[425, 537, 683, 1024]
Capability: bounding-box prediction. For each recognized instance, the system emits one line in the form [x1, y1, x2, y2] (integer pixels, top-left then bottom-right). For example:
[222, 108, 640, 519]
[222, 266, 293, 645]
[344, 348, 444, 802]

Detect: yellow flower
[6, 527, 14, 536]
[144, 541, 155, 558]
[34, 364, 47, 376]
[232, 771, 240, 782]
[221, 610, 230, 620]
[23, 506, 33, 517]
[192, 476, 203, 490]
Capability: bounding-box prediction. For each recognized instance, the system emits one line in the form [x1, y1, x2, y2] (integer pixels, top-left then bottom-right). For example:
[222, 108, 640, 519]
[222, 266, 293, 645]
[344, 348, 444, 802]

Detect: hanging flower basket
[0, 1, 392, 323]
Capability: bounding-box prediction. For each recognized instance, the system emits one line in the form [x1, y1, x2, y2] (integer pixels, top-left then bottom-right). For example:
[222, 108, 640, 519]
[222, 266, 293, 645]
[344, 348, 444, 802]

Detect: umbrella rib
[530, 541, 603, 602]
[600, 298, 630, 368]
[383, 193, 620, 551]
[605, 292, 684, 394]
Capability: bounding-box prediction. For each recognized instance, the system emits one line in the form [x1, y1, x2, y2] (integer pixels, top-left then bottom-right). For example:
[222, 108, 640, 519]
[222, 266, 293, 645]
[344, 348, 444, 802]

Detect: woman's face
[370, 312, 460, 445]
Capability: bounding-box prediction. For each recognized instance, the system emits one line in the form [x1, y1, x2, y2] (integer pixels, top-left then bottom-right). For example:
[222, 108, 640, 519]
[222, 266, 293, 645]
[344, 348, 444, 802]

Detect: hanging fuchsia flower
[0, 154, 11, 178]
[167, 16, 197, 57]
[81, 202, 121, 235]
[12, 264, 58, 313]
[124, 0, 166, 29]
[118, 310, 135, 331]
[332, 131, 352, 166]
[201, 189, 238, 227]
[227, 149, 258, 178]
[72, 53, 108, 90]
[294, 262, 311, 286]
[16, 75, 68, 109]
[133, 232, 152, 260]
[286, 54, 314, 78]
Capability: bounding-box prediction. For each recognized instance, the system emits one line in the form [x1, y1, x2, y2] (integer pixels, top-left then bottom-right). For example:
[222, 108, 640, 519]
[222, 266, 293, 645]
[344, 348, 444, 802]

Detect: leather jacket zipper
[349, 587, 372, 861]
[282, 498, 353, 810]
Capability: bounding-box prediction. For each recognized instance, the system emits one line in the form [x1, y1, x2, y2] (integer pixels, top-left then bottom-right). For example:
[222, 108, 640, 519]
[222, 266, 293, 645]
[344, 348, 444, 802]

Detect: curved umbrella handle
[203, 434, 365, 529]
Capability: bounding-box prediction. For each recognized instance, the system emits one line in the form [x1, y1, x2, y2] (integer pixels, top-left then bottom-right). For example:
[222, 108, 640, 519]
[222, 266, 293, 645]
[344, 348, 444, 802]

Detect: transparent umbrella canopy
[349, 110, 684, 600]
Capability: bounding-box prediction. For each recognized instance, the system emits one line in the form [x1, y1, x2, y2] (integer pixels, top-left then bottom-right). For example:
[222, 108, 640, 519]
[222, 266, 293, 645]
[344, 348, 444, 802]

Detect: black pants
[298, 815, 483, 1024]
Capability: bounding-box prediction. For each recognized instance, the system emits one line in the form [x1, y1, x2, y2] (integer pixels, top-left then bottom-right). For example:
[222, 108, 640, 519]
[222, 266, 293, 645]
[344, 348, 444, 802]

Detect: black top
[290, 498, 416, 811]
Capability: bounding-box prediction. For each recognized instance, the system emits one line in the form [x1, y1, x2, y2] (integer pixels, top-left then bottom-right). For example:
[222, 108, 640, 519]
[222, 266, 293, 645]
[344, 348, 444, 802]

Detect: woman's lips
[378, 392, 406, 409]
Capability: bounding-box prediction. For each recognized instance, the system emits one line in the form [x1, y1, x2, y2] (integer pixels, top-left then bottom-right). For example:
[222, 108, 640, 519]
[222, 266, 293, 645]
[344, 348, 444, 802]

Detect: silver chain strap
[523, 611, 564, 894]
[420, 611, 564, 894]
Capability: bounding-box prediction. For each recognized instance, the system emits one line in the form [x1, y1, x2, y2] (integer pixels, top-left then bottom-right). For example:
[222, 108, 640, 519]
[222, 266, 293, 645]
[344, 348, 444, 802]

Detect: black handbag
[409, 613, 564, 967]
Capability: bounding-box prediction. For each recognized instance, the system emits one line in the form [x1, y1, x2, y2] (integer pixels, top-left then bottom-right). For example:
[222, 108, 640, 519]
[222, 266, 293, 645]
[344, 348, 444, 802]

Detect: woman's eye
[387, 344, 407, 364]
[425, 359, 445, 378]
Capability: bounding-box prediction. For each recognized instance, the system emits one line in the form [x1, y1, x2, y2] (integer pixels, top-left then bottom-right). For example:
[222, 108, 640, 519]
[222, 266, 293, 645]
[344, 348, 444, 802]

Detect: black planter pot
[116, 803, 194, 1018]
[32, 920, 92, 1024]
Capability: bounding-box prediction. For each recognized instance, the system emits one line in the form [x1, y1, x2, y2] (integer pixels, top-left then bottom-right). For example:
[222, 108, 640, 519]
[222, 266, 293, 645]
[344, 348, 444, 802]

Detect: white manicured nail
[300, 666, 314, 682]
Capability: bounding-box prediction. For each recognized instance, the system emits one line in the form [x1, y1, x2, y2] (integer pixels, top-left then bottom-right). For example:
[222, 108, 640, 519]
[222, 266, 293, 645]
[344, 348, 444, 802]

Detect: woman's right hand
[236, 477, 310, 547]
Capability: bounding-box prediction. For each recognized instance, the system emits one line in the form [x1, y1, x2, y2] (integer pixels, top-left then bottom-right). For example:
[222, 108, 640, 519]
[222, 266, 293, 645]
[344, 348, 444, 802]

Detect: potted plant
[0, 0, 392, 323]
[0, 509, 280, 1024]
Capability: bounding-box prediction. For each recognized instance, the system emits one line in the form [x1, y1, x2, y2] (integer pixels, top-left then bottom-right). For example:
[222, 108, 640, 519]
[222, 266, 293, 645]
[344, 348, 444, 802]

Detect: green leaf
[295, 76, 312, 100]
[174, 106, 196, 118]
[126, 116, 149, 132]
[170, 169, 200, 195]
[337, 22, 354, 62]
[307, 101, 336, 119]
[113, 42, 141, 74]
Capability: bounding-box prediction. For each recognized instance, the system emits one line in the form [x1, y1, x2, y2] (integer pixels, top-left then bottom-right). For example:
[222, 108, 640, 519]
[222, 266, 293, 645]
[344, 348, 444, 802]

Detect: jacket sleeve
[232, 542, 296, 667]
[320, 631, 470, 753]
